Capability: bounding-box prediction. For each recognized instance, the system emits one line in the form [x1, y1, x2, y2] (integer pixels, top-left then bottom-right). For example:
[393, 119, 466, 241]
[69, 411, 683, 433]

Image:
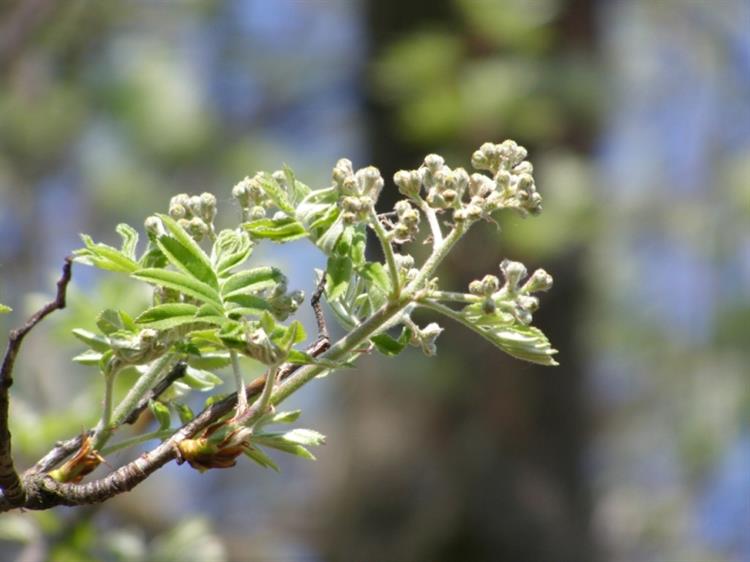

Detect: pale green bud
[144, 215, 164, 237]
[523, 269, 553, 293]
[423, 153, 444, 172]
[500, 259, 527, 292]
[394, 169, 422, 198]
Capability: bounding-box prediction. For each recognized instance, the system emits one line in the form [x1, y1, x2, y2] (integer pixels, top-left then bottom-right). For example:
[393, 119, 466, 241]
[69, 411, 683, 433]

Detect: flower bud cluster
[394, 253, 419, 284]
[390, 200, 421, 244]
[233, 174, 272, 220]
[469, 259, 553, 325]
[332, 159, 384, 225]
[167, 192, 218, 241]
[393, 140, 543, 225]
[470, 141, 542, 217]
[268, 287, 304, 321]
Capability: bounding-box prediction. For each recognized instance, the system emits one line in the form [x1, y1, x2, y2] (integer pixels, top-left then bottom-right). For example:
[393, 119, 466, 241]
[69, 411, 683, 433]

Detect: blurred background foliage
[0, 0, 748, 561]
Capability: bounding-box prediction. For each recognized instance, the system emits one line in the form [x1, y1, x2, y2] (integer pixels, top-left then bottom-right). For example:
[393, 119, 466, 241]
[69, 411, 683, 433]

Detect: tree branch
[0, 336, 330, 511]
[0, 257, 72, 507]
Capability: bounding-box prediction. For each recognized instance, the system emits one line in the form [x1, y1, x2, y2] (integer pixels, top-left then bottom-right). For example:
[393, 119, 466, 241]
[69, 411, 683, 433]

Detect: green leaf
[156, 214, 218, 289]
[223, 293, 272, 316]
[243, 446, 280, 472]
[133, 269, 222, 307]
[72, 350, 103, 365]
[174, 402, 194, 424]
[271, 410, 302, 424]
[135, 303, 199, 329]
[460, 310, 558, 366]
[220, 267, 285, 299]
[350, 229, 367, 267]
[149, 400, 171, 430]
[75, 234, 139, 273]
[211, 229, 253, 277]
[258, 172, 296, 215]
[325, 254, 352, 301]
[181, 366, 223, 391]
[282, 164, 311, 205]
[243, 217, 307, 242]
[371, 327, 412, 357]
[96, 309, 126, 335]
[253, 428, 326, 461]
[187, 351, 231, 370]
[315, 214, 346, 254]
[0, 304, 11, 314]
[274, 320, 306, 354]
[72, 328, 111, 352]
[116, 223, 139, 261]
[360, 262, 391, 294]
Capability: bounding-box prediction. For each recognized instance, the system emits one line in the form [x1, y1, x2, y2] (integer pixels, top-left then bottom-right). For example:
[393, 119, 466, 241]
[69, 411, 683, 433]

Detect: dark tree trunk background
[312, 1, 598, 561]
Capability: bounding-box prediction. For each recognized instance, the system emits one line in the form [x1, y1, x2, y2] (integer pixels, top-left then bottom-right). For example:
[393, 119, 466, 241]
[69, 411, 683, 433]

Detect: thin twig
[0, 257, 72, 507]
[310, 275, 329, 343]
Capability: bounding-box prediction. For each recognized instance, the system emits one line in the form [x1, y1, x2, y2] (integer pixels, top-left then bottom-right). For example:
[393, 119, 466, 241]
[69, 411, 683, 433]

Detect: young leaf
[75, 234, 139, 273]
[371, 327, 412, 357]
[149, 400, 171, 430]
[360, 262, 391, 294]
[325, 254, 352, 301]
[181, 366, 223, 391]
[156, 214, 218, 289]
[173, 402, 194, 424]
[135, 303, 199, 329]
[72, 350, 103, 365]
[211, 229, 254, 277]
[258, 172, 295, 215]
[187, 351, 231, 370]
[243, 446, 280, 472]
[223, 293, 273, 316]
[253, 428, 326, 461]
[220, 267, 285, 299]
[243, 217, 307, 242]
[461, 313, 558, 366]
[116, 223, 139, 261]
[72, 328, 112, 352]
[282, 164, 311, 206]
[0, 303, 11, 314]
[133, 269, 222, 308]
[96, 309, 126, 335]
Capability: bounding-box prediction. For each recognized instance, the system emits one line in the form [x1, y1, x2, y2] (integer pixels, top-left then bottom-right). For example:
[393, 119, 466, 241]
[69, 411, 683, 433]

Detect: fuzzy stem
[428, 290, 481, 304]
[230, 350, 248, 412]
[93, 355, 174, 450]
[368, 208, 402, 298]
[249, 364, 280, 424]
[405, 223, 466, 295]
[418, 200, 444, 247]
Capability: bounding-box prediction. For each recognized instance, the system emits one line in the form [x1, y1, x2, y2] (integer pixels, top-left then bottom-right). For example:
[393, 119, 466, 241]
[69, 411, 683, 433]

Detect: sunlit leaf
[243, 217, 307, 242]
[155, 215, 218, 289]
[148, 400, 171, 430]
[243, 446, 280, 472]
[116, 223, 139, 261]
[133, 269, 221, 307]
[325, 254, 352, 301]
[220, 267, 285, 299]
[135, 303, 200, 329]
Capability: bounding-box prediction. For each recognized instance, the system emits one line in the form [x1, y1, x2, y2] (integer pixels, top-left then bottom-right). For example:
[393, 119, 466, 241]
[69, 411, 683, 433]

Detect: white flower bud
[423, 153, 445, 172]
[500, 259, 527, 292]
[523, 269, 553, 293]
[144, 215, 164, 237]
